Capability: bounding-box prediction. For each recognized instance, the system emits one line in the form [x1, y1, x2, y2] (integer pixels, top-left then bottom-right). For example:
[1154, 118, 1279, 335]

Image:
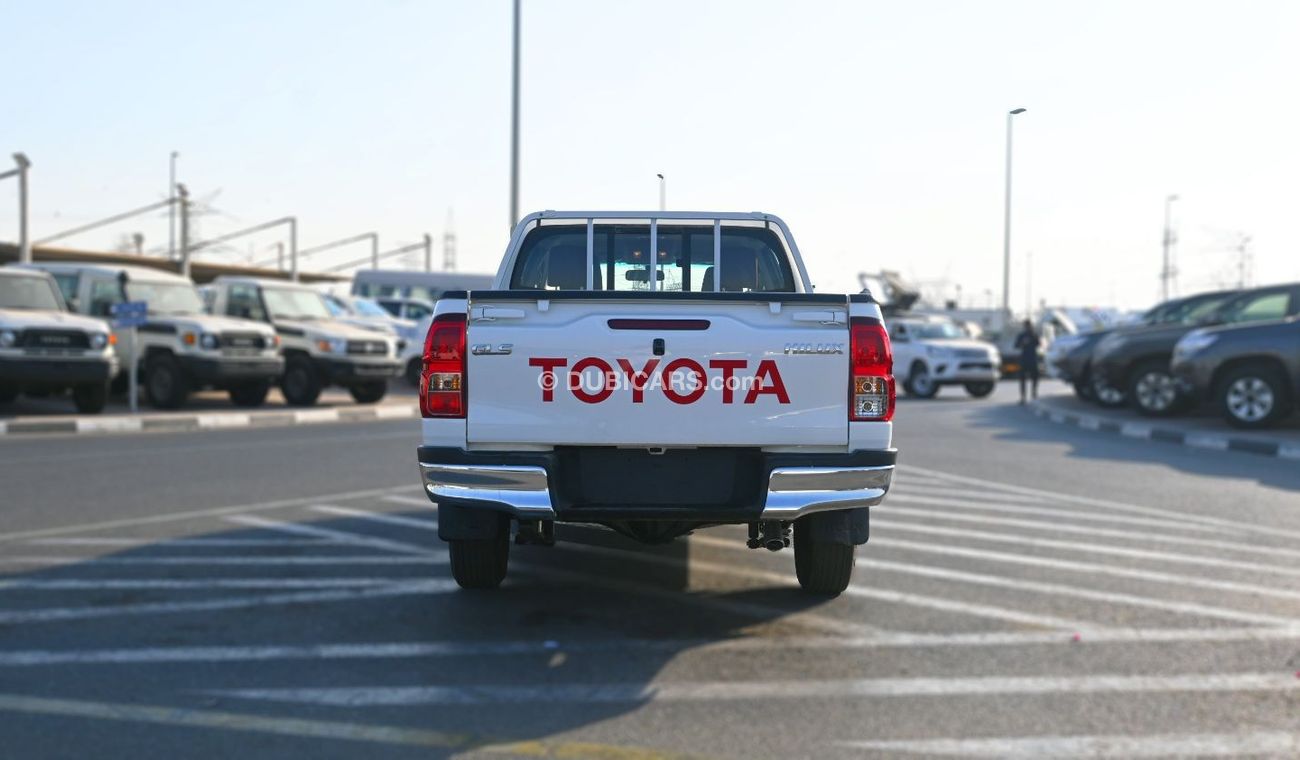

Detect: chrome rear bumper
[418, 460, 893, 521]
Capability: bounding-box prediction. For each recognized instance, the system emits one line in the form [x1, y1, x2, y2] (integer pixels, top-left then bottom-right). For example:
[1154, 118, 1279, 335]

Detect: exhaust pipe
[764, 538, 785, 552]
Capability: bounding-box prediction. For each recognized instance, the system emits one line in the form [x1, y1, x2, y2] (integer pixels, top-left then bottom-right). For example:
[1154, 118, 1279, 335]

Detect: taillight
[849, 317, 894, 421]
[420, 313, 466, 418]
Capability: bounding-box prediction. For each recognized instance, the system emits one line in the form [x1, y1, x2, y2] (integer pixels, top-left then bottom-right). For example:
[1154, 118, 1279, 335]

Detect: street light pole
[657, 173, 665, 211]
[177, 184, 191, 279]
[509, 0, 521, 231]
[1160, 194, 1179, 301]
[2, 154, 33, 263]
[1001, 108, 1026, 325]
[168, 151, 179, 260]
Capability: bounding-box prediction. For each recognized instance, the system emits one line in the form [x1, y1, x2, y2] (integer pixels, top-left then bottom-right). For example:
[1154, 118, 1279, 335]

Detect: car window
[226, 284, 268, 321]
[1171, 295, 1233, 325]
[404, 302, 433, 320]
[50, 272, 80, 308]
[376, 300, 402, 318]
[88, 278, 123, 317]
[0, 274, 64, 310]
[510, 224, 796, 293]
[1217, 290, 1291, 324]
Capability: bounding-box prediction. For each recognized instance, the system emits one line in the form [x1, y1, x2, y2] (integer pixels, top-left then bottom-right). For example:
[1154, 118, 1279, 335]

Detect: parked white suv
[888, 315, 1000, 398]
[208, 277, 401, 406]
[0, 268, 117, 413]
[26, 263, 283, 409]
[416, 210, 896, 594]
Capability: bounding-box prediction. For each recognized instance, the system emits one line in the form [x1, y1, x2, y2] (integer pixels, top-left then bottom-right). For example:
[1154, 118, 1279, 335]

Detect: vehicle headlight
[1174, 330, 1217, 359]
[316, 336, 347, 354]
[1, 329, 18, 347]
[200, 333, 219, 350]
[90, 333, 109, 350]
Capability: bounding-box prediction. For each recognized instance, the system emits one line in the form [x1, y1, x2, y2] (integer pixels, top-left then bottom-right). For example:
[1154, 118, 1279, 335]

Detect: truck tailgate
[465, 297, 849, 447]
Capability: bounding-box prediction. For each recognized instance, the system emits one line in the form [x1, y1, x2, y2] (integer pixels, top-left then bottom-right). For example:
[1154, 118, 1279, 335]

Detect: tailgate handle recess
[471, 307, 526, 321]
[792, 311, 847, 325]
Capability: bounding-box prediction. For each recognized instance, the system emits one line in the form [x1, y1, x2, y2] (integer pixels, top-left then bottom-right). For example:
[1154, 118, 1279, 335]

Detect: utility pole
[168, 151, 179, 260]
[423, 233, 433, 272]
[1001, 108, 1027, 325]
[509, 0, 521, 230]
[2, 154, 34, 263]
[276, 242, 285, 271]
[177, 184, 191, 279]
[444, 209, 456, 271]
[1024, 250, 1033, 316]
[1235, 234, 1253, 288]
[1160, 194, 1179, 301]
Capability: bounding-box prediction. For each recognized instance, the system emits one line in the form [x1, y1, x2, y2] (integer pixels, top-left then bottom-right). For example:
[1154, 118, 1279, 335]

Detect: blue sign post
[111, 301, 148, 413]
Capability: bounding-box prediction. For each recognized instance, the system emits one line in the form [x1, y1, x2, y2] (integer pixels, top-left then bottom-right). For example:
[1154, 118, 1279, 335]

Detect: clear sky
[2, 0, 1297, 310]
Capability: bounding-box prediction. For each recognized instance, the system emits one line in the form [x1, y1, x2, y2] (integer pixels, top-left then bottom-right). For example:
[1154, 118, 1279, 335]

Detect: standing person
[1014, 319, 1040, 404]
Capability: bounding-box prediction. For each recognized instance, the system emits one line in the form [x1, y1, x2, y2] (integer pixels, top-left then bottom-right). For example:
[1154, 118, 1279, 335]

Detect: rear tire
[144, 354, 190, 410]
[448, 531, 510, 589]
[228, 380, 272, 408]
[72, 383, 108, 414]
[904, 363, 939, 399]
[281, 356, 323, 407]
[793, 519, 855, 596]
[1129, 359, 1183, 417]
[1217, 364, 1292, 430]
[348, 380, 387, 404]
[1091, 376, 1126, 408]
[964, 381, 995, 398]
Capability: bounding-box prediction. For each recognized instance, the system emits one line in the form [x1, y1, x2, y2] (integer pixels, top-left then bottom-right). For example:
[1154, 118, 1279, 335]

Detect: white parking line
[887, 494, 1225, 536]
[875, 518, 1300, 580]
[890, 485, 1048, 506]
[0, 578, 408, 592]
[0, 556, 442, 567]
[208, 671, 1300, 706]
[870, 533, 1300, 602]
[382, 494, 434, 508]
[0, 486, 410, 543]
[4, 626, 1298, 667]
[0, 580, 455, 625]
[582, 537, 1091, 631]
[227, 515, 435, 556]
[856, 557, 1300, 627]
[874, 504, 1300, 561]
[311, 505, 439, 531]
[838, 731, 1300, 758]
[24, 537, 335, 548]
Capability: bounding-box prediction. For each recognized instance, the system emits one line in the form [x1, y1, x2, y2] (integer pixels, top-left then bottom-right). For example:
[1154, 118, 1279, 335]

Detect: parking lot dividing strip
[886, 493, 1230, 536]
[874, 518, 1300, 580]
[310, 505, 439, 531]
[855, 556, 1300, 628]
[0, 579, 456, 625]
[74, 417, 144, 434]
[4, 626, 1300, 668]
[837, 731, 1300, 758]
[0, 485, 411, 543]
[901, 465, 1300, 540]
[292, 408, 341, 424]
[574, 537, 1089, 632]
[0, 555, 444, 567]
[872, 504, 1300, 561]
[206, 671, 1300, 707]
[227, 515, 437, 556]
[24, 537, 338, 548]
[0, 578, 410, 591]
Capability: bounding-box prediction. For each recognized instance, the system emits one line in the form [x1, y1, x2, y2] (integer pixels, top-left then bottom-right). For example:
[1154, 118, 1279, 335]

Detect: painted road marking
[311, 505, 439, 531]
[856, 557, 1300, 628]
[870, 533, 1300, 602]
[382, 493, 434, 508]
[838, 731, 1300, 757]
[227, 515, 435, 556]
[0, 578, 409, 592]
[0, 694, 703, 759]
[873, 504, 1300, 561]
[24, 537, 335, 548]
[875, 518, 1300, 580]
[575, 538, 1091, 631]
[0, 555, 443, 567]
[4, 626, 1299, 667]
[0, 580, 455, 625]
[887, 494, 1226, 536]
[0, 485, 409, 543]
[209, 671, 1300, 706]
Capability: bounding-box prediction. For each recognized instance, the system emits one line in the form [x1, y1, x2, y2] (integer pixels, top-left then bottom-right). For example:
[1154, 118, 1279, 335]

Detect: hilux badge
[783, 343, 843, 355]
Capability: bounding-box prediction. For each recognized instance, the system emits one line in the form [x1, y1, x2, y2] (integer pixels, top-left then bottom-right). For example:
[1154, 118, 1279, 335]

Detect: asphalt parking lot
[1, 381, 1298, 759]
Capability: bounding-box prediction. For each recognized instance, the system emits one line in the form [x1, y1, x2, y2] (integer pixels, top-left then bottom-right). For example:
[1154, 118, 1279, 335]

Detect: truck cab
[416, 211, 896, 594]
[0, 267, 117, 413]
[24, 263, 282, 409]
[208, 277, 402, 406]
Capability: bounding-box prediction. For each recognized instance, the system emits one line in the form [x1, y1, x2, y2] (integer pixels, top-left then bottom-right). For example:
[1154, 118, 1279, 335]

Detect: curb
[1027, 401, 1300, 461]
[0, 403, 418, 437]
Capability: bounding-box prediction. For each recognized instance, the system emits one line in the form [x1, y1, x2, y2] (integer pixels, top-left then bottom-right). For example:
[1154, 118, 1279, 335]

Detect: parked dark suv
[1047, 290, 1237, 406]
[1091, 283, 1300, 416]
[1170, 316, 1300, 429]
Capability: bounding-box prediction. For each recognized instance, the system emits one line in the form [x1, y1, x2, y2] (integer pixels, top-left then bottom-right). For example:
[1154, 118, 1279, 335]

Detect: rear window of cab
[510, 225, 796, 293]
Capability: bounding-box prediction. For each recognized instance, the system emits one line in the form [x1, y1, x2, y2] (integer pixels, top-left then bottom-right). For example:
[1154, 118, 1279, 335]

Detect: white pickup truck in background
[416, 211, 896, 594]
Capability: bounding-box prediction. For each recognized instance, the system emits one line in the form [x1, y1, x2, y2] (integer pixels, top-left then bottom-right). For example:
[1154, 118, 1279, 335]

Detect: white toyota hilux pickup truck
[417, 211, 896, 594]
